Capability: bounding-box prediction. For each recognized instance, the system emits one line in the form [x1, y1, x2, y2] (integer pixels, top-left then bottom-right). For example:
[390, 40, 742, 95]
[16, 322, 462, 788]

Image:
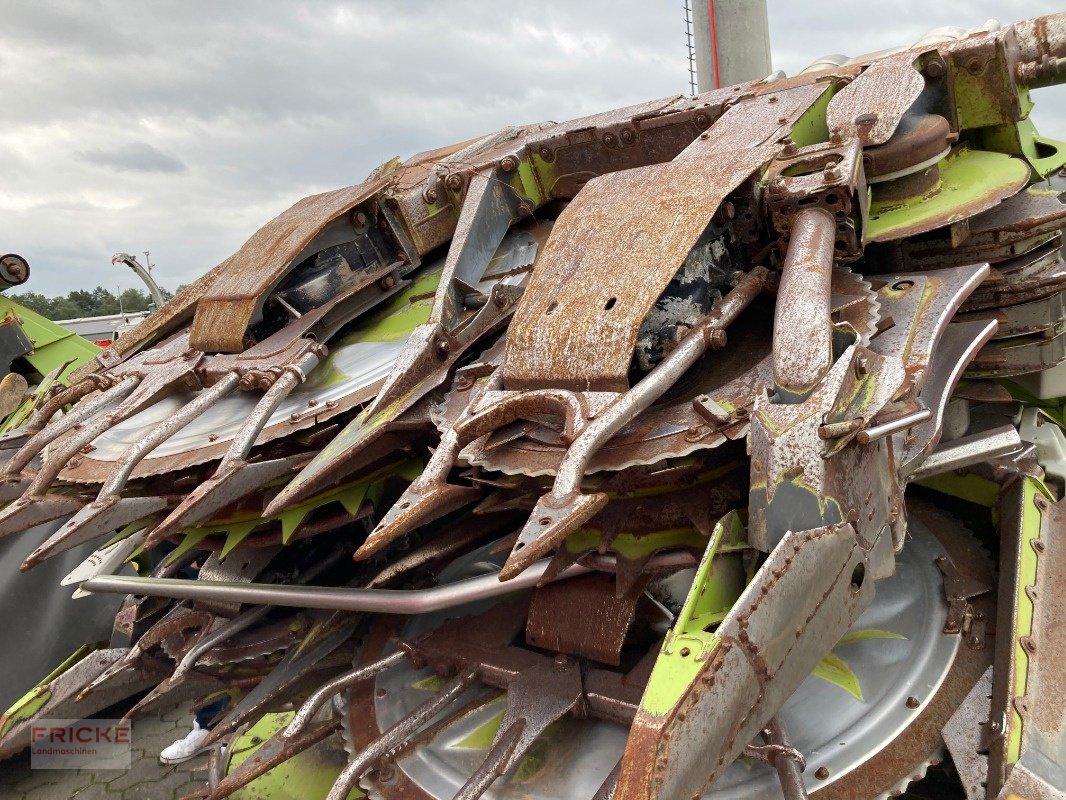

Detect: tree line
[10, 286, 176, 321]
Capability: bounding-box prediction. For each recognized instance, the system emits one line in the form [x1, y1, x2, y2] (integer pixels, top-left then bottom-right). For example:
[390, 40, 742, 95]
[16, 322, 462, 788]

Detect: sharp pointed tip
[353, 527, 392, 562]
[262, 491, 298, 519]
[497, 558, 528, 582]
[141, 525, 169, 551]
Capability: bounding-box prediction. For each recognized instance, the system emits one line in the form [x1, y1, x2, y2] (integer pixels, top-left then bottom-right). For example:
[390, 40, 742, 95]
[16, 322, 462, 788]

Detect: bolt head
[924, 59, 945, 79]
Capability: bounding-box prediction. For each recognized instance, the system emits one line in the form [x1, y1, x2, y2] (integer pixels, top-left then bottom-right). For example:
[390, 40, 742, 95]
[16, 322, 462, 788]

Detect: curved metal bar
[99, 372, 241, 497]
[222, 351, 320, 469]
[23, 377, 100, 432]
[284, 651, 405, 739]
[81, 559, 592, 614]
[325, 666, 477, 800]
[772, 207, 837, 400]
[551, 267, 767, 498]
[3, 375, 140, 476]
[172, 605, 272, 678]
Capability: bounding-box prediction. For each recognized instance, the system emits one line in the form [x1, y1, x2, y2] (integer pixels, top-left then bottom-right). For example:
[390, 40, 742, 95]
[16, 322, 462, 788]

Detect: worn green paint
[639, 511, 745, 717]
[789, 83, 836, 148]
[952, 61, 1016, 130]
[812, 653, 864, 701]
[412, 674, 448, 693]
[837, 628, 906, 646]
[865, 147, 1030, 242]
[916, 473, 1001, 508]
[982, 118, 1066, 179]
[0, 297, 100, 432]
[340, 269, 441, 345]
[1002, 378, 1066, 429]
[812, 629, 907, 701]
[454, 704, 506, 750]
[227, 711, 364, 800]
[1007, 477, 1054, 764]
[515, 155, 548, 208]
[0, 644, 98, 736]
[162, 529, 211, 566]
[185, 457, 423, 551]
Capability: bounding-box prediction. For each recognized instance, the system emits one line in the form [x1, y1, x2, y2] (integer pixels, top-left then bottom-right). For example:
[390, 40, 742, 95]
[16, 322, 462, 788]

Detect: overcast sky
[1, 0, 1063, 295]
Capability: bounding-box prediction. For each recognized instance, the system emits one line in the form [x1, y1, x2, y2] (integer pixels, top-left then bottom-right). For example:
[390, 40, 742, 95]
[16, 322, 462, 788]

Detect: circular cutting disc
[364, 513, 961, 799]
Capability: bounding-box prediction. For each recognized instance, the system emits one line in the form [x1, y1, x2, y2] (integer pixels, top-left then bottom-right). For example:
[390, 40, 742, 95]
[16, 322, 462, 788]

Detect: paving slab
[0, 699, 210, 800]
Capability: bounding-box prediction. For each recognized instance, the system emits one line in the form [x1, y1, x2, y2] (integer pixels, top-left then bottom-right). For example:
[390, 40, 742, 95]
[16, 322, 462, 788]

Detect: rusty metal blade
[145, 458, 296, 548]
[362, 166, 521, 420]
[898, 319, 999, 476]
[498, 492, 607, 582]
[354, 482, 482, 562]
[616, 523, 872, 800]
[188, 177, 389, 354]
[0, 495, 84, 540]
[285, 651, 406, 739]
[456, 656, 585, 800]
[22, 497, 165, 570]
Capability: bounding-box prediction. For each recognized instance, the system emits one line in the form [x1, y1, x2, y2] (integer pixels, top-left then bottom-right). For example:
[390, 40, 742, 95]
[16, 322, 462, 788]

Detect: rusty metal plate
[501, 84, 829, 393]
[500, 147, 772, 392]
[826, 56, 924, 145]
[189, 178, 390, 353]
[526, 571, 643, 666]
[449, 273, 875, 478]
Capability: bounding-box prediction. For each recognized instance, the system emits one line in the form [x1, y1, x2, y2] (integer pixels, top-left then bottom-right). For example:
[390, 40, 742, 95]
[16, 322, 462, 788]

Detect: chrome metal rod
[284, 651, 405, 739]
[82, 560, 591, 613]
[772, 207, 836, 399]
[856, 408, 932, 444]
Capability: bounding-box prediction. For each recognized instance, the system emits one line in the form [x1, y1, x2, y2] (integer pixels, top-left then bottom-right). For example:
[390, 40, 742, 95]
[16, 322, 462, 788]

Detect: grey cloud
[0, 1, 1063, 294]
[77, 141, 187, 174]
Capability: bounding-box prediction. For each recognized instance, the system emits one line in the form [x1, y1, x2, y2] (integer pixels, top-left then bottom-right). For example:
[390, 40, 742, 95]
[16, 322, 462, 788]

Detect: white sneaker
[159, 720, 212, 764]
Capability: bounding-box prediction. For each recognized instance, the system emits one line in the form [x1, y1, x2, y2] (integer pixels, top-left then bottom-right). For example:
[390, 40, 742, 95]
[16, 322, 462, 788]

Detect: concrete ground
[0, 699, 208, 800]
